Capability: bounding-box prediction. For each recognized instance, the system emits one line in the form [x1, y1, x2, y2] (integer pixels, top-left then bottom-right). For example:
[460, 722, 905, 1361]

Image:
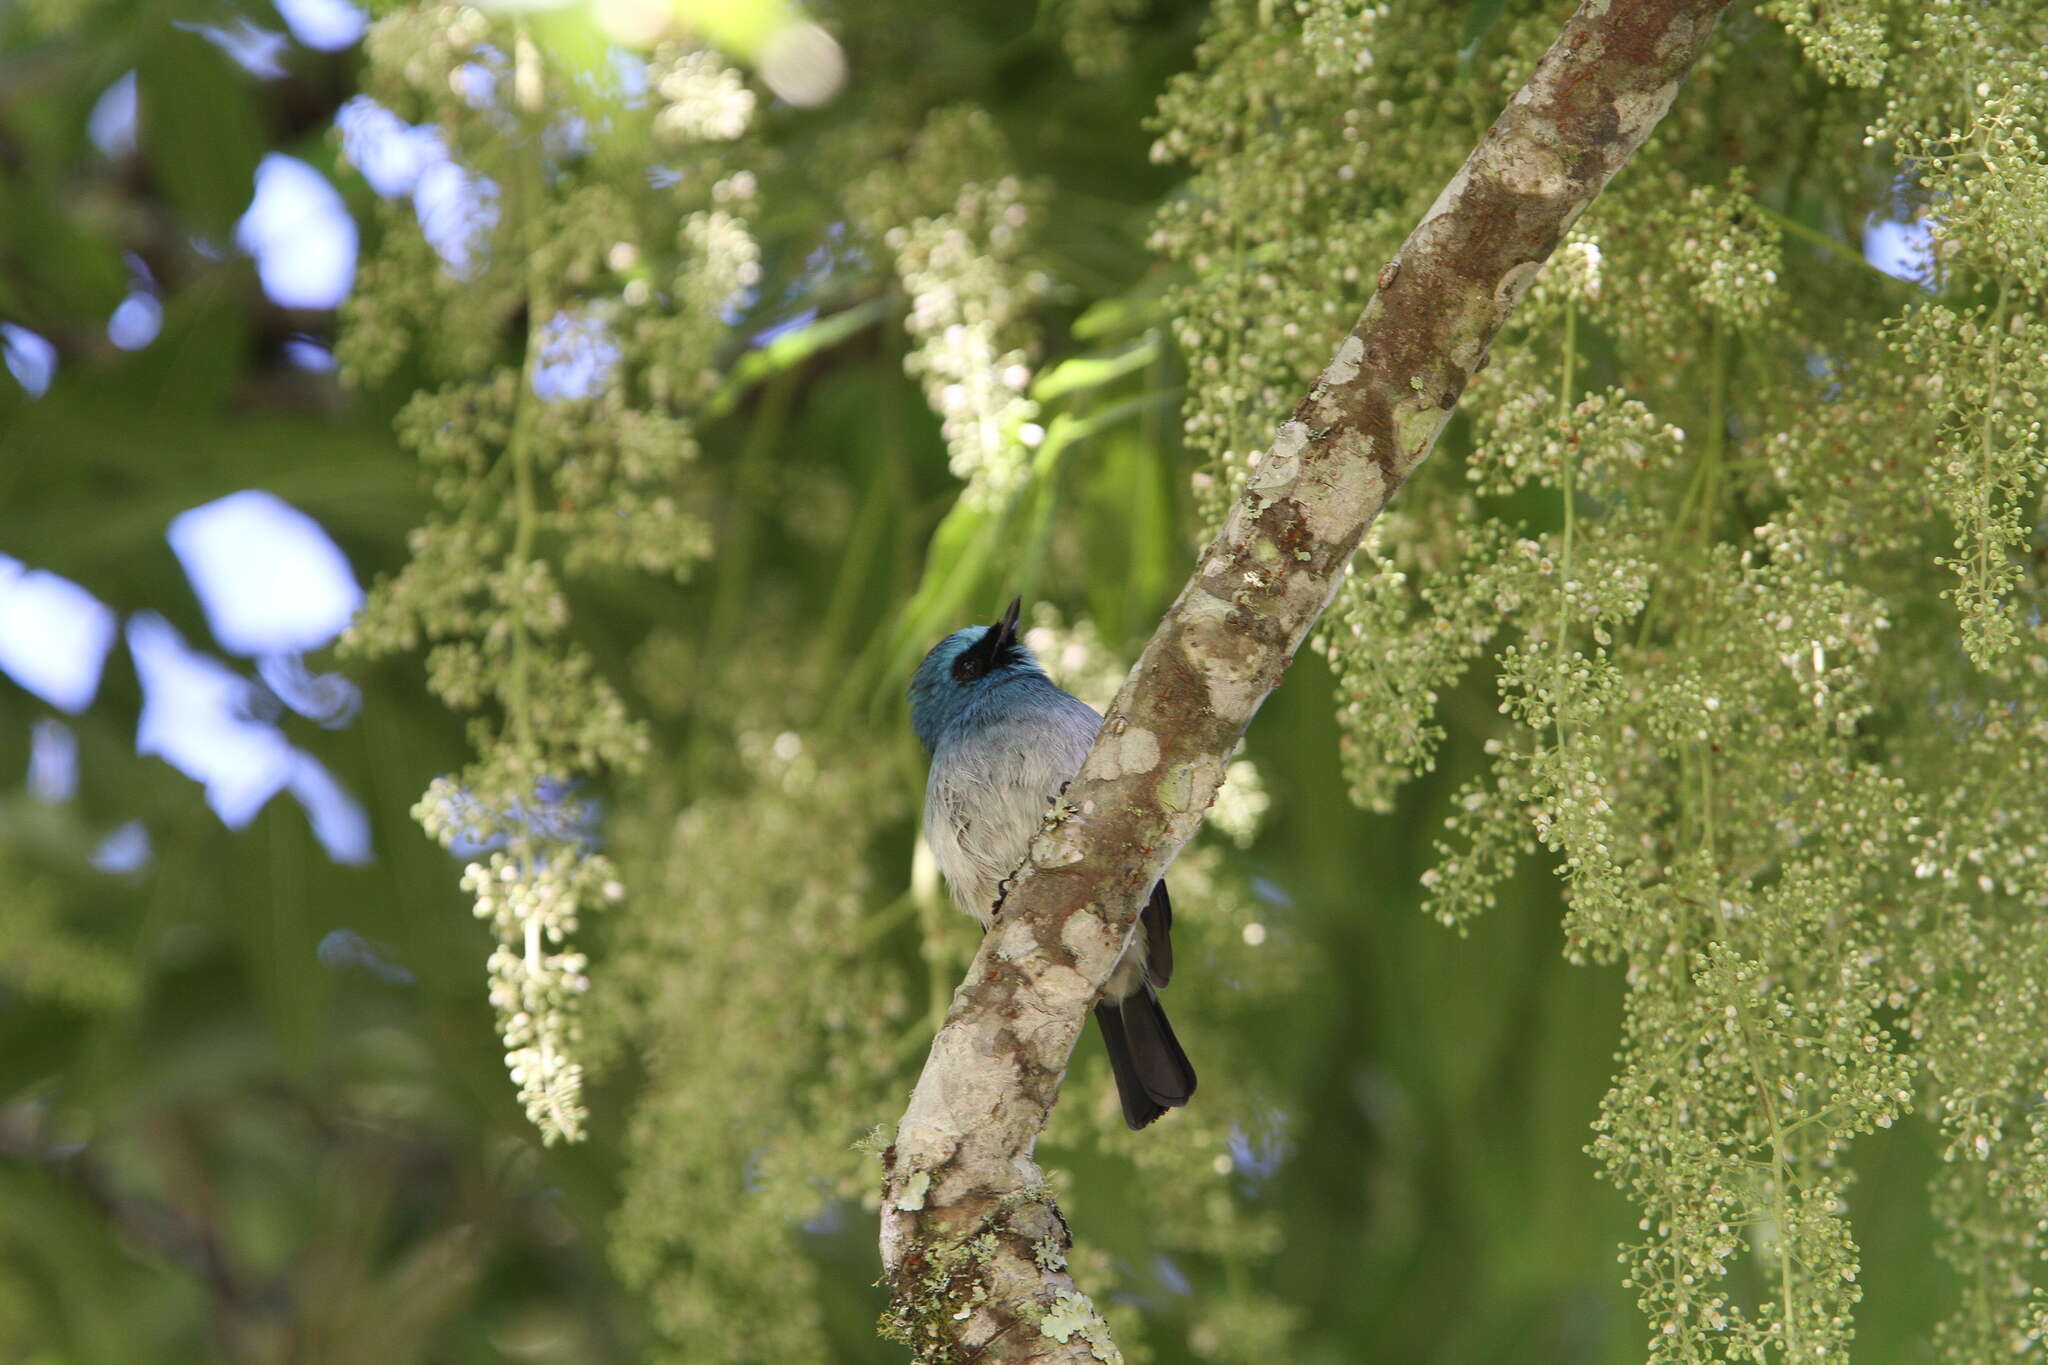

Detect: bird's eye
[952, 653, 986, 683]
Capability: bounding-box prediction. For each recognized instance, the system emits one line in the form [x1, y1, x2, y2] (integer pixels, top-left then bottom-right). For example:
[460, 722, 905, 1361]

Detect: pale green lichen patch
[1491, 259, 1544, 316]
[1390, 401, 1454, 477]
[1095, 725, 1162, 779]
[1497, 142, 1568, 197]
[1155, 755, 1223, 833]
[1322, 333, 1366, 385]
[1039, 1292, 1121, 1360]
[1060, 907, 1119, 967]
[1255, 420, 1311, 486]
[880, 1222, 1008, 1362]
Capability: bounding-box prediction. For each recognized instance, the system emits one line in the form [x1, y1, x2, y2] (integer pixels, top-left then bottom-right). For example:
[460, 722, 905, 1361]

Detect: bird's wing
[1142, 879, 1173, 989]
[1062, 688, 1177, 991]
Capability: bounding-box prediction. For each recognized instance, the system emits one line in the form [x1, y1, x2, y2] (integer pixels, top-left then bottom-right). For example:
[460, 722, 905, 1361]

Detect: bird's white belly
[924, 732, 1075, 928]
[922, 711, 1150, 993]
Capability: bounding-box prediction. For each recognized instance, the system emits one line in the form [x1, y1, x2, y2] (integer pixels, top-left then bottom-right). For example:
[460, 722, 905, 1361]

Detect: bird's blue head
[908, 596, 1043, 753]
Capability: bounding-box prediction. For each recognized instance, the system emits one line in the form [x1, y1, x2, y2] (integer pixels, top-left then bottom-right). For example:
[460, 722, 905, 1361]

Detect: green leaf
[0, 166, 126, 326]
[701, 296, 894, 419]
[136, 31, 266, 236]
[1069, 283, 1171, 342]
[1457, 0, 1509, 73]
[1028, 333, 1158, 403]
[881, 493, 1003, 686]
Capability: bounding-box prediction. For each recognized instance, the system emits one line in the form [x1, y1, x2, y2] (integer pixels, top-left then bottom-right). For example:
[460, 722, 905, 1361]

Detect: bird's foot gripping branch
[878, 0, 1736, 1357]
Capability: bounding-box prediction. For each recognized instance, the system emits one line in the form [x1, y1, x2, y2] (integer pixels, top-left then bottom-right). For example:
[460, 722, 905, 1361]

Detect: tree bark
[879, 0, 1736, 1356]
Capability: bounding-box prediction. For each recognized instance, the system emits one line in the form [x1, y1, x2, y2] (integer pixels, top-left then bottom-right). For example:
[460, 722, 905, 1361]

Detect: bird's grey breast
[923, 686, 1098, 927]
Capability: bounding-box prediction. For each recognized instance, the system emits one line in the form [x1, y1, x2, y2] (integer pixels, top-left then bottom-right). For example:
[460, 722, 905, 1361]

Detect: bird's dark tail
[1095, 990, 1196, 1130]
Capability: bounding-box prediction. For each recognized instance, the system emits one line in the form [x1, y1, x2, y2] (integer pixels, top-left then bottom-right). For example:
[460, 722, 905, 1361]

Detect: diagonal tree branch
[879, 0, 1735, 1356]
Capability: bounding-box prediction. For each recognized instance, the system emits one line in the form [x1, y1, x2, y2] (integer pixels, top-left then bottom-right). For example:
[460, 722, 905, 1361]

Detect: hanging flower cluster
[851, 108, 1051, 506]
[339, 15, 755, 1143]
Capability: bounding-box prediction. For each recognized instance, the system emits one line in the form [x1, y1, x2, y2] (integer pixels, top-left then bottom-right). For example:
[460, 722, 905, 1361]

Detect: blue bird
[910, 597, 1196, 1129]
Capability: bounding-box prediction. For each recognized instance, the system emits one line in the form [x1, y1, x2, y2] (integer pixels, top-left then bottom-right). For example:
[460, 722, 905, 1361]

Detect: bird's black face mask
[955, 595, 1023, 682]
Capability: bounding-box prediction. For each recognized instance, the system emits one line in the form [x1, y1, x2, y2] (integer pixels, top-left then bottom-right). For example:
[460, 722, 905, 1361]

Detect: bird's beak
[993, 596, 1022, 651]
[970, 596, 1023, 672]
